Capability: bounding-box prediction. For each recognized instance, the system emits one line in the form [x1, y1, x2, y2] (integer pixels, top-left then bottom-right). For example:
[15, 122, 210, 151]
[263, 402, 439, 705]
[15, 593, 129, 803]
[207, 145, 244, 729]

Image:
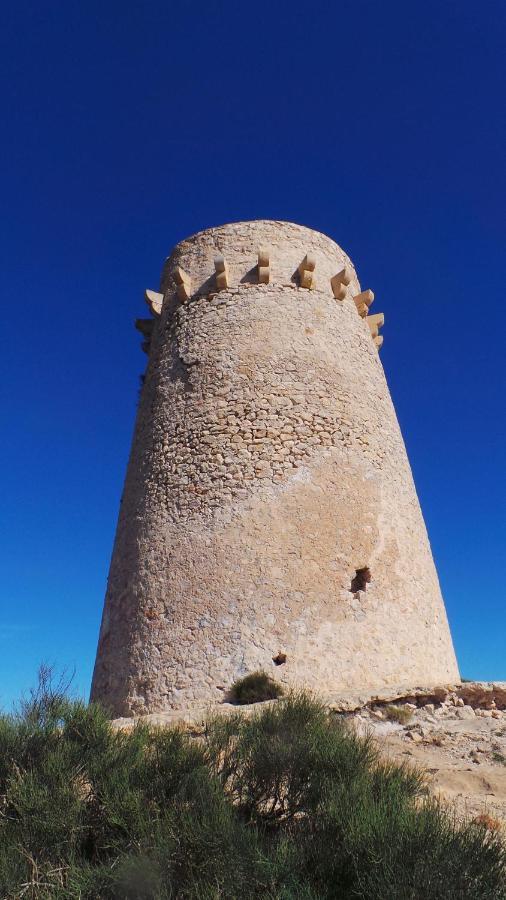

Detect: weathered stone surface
[91, 220, 459, 717]
[458, 682, 506, 710]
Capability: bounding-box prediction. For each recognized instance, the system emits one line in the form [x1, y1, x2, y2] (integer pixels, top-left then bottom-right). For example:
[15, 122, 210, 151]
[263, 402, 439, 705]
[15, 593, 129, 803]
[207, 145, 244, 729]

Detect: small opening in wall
[350, 567, 372, 593]
[273, 652, 287, 666]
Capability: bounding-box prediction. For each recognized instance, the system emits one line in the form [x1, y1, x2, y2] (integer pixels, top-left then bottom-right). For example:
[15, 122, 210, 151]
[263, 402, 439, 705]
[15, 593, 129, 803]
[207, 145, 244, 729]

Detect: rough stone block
[144, 289, 163, 317]
[174, 266, 192, 302]
[258, 247, 269, 268]
[366, 313, 385, 338]
[214, 255, 229, 290]
[331, 267, 352, 300]
[258, 247, 270, 283]
[354, 289, 374, 317]
[331, 280, 347, 300]
[216, 270, 229, 290]
[354, 300, 368, 318]
[300, 269, 314, 289]
[298, 252, 316, 274]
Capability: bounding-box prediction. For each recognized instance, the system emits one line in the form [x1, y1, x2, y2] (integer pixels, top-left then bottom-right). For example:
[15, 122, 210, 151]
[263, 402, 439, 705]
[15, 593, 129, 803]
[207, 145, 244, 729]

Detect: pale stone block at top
[340, 265, 352, 285]
[174, 266, 189, 286]
[331, 276, 347, 300]
[366, 313, 385, 337]
[331, 266, 352, 300]
[214, 256, 229, 290]
[300, 269, 315, 289]
[257, 248, 270, 282]
[177, 285, 190, 302]
[298, 252, 316, 275]
[354, 289, 374, 317]
[355, 300, 369, 318]
[354, 289, 375, 305]
[174, 266, 192, 302]
[144, 289, 163, 316]
[216, 270, 229, 290]
[258, 247, 269, 268]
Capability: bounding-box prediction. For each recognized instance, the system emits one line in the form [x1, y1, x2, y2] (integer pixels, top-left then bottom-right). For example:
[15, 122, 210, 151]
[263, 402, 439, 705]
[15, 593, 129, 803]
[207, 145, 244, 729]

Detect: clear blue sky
[1, 1, 505, 709]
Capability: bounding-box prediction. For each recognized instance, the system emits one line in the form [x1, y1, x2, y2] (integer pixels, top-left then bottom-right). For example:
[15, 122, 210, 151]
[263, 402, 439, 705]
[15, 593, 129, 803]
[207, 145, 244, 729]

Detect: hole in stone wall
[350, 567, 372, 593]
[273, 652, 287, 666]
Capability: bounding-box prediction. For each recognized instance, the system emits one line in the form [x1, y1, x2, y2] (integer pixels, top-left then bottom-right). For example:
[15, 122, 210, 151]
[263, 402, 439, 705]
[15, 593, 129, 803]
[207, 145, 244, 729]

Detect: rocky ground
[347, 693, 506, 824]
[113, 682, 506, 827]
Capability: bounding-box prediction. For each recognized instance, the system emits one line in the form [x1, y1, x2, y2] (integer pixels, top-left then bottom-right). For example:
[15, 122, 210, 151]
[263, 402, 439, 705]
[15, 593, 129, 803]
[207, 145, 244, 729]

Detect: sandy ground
[348, 704, 506, 823]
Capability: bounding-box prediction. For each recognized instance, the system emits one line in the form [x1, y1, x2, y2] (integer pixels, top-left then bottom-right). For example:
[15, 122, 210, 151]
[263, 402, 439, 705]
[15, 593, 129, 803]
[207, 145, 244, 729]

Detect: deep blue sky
[1, 1, 505, 708]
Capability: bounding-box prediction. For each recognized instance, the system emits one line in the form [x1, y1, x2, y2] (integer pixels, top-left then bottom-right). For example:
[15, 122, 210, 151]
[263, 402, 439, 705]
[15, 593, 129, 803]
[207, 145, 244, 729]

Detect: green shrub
[383, 704, 413, 725]
[205, 696, 506, 898]
[0, 671, 505, 899]
[229, 670, 284, 705]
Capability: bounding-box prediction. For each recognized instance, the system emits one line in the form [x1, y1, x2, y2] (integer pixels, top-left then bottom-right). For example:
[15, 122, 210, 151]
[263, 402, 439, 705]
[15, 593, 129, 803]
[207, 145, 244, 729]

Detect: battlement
[138, 220, 384, 357]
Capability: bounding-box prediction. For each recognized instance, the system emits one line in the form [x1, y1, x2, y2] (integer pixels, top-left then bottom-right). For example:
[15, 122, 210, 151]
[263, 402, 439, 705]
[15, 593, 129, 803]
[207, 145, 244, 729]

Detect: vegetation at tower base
[1, 679, 505, 898]
[229, 670, 284, 704]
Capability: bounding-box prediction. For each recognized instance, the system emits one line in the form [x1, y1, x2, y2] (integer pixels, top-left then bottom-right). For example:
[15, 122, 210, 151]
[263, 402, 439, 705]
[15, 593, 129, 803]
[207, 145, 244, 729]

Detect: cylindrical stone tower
[91, 220, 459, 716]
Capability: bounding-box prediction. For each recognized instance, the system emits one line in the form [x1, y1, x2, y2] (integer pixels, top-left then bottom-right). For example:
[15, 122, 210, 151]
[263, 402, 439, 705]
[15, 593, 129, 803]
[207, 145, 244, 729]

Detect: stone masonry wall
[90, 221, 459, 716]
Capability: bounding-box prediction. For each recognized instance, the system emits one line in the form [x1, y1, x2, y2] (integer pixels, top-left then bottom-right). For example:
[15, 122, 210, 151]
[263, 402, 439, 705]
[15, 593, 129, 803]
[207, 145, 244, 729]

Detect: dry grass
[384, 704, 414, 725]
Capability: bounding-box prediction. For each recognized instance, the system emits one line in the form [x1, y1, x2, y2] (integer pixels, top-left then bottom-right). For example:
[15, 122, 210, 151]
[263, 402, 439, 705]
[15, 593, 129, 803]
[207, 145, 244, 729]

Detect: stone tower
[91, 220, 459, 716]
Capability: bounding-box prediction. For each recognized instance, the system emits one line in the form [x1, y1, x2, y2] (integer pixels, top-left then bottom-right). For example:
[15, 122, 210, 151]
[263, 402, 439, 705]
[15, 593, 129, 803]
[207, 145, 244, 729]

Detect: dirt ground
[348, 704, 506, 823]
[113, 681, 506, 826]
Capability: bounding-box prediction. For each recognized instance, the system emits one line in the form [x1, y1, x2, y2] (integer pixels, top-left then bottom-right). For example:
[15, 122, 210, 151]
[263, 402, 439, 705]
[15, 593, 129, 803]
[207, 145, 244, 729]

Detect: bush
[206, 695, 506, 898]
[0, 671, 505, 898]
[383, 704, 413, 725]
[229, 670, 284, 705]
[0, 671, 271, 899]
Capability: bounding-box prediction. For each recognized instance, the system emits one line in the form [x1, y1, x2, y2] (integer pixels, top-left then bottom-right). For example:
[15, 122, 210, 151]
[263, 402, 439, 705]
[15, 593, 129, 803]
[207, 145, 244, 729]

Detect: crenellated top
[136, 220, 384, 354]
